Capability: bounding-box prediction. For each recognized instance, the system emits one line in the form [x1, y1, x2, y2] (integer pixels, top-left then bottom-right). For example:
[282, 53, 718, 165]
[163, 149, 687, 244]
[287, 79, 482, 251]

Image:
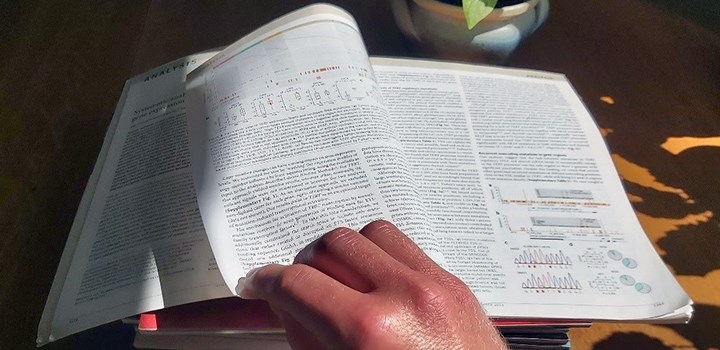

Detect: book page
[37, 52, 231, 345]
[371, 57, 691, 321]
[186, 5, 438, 292]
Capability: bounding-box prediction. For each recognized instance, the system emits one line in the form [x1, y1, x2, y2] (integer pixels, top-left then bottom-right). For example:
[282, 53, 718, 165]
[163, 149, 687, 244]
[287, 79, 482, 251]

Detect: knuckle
[443, 275, 479, 307]
[407, 277, 453, 312]
[346, 305, 393, 348]
[454, 284, 480, 308]
[320, 227, 359, 249]
[293, 242, 315, 264]
[272, 264, 313, 295]
[360, 221, 396, 243]
[361, 220, 394, 235]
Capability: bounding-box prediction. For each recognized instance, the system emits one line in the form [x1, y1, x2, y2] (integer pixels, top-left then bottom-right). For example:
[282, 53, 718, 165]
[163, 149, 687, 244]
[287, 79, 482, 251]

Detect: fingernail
[235, 267, 262, 299]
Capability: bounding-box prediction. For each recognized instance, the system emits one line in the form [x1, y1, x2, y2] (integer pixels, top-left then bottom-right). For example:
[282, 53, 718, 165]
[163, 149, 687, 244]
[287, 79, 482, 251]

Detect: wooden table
[1, 1, 718, 349]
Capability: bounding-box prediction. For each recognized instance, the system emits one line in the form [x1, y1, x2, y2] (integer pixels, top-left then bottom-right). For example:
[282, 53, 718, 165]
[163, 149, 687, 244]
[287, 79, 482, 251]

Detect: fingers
[239, 222, 503, 350]
[359, 220, 476, 300]
[293, 241, 374, 292]
[357, 221, 494, 347]
[293, 226, 412, 290]
[238, 263, 362, 340]
[358, 220, 440, 273]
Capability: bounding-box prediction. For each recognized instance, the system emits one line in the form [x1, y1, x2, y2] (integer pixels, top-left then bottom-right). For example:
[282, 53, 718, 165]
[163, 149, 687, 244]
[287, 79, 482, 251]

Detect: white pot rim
[413, 0, 540, 21]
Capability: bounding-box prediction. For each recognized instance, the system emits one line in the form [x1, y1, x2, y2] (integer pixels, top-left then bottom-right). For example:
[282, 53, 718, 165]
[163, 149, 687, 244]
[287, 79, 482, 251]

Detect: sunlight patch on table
[661, 136, 720, 155]
[627, 193, 644, 203]
[599, 127, 614, 137]
[636, 211, 713, 254]
[611, 153, 692, 203]
[599, 96, 615, 105]
[676, 270, 720, 307]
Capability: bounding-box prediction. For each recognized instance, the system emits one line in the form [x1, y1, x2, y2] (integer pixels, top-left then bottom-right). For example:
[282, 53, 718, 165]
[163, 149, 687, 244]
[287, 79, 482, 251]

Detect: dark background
[1, 1, 718, 349]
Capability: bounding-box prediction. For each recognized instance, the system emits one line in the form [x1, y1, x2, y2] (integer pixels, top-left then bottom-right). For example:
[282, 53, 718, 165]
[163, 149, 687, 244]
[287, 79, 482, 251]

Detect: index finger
[293, 226, 416, 289]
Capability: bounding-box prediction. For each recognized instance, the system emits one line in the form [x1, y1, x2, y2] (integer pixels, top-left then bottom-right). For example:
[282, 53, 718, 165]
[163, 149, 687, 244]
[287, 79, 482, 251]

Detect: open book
[37, 4, 692, 346]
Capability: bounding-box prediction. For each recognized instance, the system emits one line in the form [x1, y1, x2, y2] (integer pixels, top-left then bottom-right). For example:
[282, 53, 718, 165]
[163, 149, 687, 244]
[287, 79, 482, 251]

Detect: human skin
[237, 220, 507, 350]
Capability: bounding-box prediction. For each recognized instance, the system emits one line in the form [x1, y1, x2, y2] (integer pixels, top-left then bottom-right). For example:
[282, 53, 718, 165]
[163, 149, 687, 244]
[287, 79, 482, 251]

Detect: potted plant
[391, 0, 549, 63]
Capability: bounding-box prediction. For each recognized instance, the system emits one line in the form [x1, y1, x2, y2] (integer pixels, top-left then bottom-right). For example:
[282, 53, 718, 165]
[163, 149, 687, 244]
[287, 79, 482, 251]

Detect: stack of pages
[131, 298, 594, 349]
[37, 4, 692, 349]
[132, 298, 588, 350]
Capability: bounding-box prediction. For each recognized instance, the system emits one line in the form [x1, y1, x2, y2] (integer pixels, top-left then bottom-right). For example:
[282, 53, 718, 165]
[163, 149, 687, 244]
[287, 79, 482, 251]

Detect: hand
[237, 220, 506, 350]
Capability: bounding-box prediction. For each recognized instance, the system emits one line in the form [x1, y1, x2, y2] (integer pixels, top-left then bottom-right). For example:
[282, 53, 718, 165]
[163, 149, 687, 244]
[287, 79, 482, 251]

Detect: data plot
[619, 274, 635, 286]
[503, 215, 611, 240]
[308, 81, 336, 106]
[521, 272, 582, 291]
[588, 275, 620, 293]
[279, 87, 312, 111]
[335, 78, 380, 102]
[531, 217, 601, 229]
[578, 250, 607, 267]
[513, 249, 572, 267]
[622, 257, 638, 269]
[207, 76, 381, 134]
[536, 188, 594, 200]
[607, 249, 623, 261]
[634, 282, 652, 294]
[492, 185, 609, 207]
[251, 93, 283, 117]
[200, 19, 375, 134]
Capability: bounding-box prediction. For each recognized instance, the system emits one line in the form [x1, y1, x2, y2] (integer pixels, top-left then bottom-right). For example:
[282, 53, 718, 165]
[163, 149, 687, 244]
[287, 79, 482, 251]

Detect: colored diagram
[522, 272, 582, 290]
[514, 249, 572, 267]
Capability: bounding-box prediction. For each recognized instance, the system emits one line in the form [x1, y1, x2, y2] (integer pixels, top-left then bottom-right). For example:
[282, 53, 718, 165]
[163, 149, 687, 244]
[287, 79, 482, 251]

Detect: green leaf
[462, 0, 498, 30]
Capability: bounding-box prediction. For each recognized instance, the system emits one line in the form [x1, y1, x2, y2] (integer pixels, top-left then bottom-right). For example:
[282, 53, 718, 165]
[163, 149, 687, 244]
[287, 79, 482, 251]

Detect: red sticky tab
[138, 313, 158, 331]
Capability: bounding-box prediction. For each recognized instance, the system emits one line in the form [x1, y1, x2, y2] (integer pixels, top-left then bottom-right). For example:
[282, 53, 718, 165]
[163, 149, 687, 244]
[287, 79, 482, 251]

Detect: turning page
[186, 5, 438, 293]
[371, 57, 692, 322]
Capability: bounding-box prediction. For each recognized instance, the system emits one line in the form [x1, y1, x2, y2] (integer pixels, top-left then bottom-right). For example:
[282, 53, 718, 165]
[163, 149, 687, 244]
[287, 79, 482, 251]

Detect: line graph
[514, 249, 572, 266]
[492, 185, 609, 207]
[521, 272, 583, 290]
[504, 215, 609, 237]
